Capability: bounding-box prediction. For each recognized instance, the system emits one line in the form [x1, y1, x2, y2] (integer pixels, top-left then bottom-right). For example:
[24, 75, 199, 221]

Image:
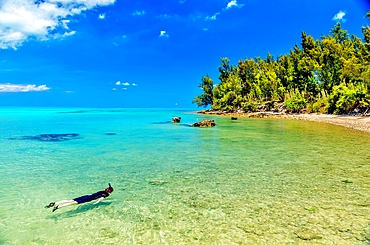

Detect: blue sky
[0, 0, 369, 108]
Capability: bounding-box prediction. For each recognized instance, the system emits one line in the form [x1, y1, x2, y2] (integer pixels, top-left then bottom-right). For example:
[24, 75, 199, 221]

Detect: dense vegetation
[193, 11, 370, 115]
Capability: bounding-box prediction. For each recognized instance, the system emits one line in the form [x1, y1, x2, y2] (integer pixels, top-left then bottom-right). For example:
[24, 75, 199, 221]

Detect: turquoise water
[1, 108, 370, 244]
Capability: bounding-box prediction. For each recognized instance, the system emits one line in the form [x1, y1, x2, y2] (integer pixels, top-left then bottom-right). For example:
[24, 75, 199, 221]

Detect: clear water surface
[0, 108, 369, 244]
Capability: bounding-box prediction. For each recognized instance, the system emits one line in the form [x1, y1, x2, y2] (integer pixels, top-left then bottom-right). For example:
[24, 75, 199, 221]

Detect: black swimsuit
[73, 191, 109, 204]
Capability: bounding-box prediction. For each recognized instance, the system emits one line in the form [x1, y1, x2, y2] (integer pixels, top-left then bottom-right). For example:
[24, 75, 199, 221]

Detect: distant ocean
[1, 107, 370, 244]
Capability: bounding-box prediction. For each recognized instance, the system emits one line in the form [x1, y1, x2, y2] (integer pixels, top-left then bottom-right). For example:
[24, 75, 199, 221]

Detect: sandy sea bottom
[0, 108, 370, 244]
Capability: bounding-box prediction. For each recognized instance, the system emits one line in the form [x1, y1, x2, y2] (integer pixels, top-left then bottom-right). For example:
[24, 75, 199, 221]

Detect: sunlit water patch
[0, 108, 369, 244]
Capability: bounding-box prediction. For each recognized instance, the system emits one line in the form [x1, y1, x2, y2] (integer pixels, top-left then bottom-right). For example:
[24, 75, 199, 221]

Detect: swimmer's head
[105, 183, 114, 193]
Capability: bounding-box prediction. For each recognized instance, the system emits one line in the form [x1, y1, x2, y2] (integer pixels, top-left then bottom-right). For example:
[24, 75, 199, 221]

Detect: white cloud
[122, 87, 127, 90]
[98, 13, 106, 19]
[159, 30, 169, 38]
[116, 81, 131, 86]
[0, 83, 50, 92]
[226, 0, 244, 9]
[332, 10, 346, 22]
[132, 10, 146, 16]
[179, 0, 186, 3]
[205, 13, 220, 21]
[112, 88, 117, 91]
[0, 0, 116, 49]
[132, 83, 137, 86]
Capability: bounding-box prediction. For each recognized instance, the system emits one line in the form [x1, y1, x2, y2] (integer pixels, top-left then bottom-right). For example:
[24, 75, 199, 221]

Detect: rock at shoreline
[172, 117, 181, 123]
[192, 119, 216, 127]
[231, 117, 238, 120]
[197, 110, 370, 133]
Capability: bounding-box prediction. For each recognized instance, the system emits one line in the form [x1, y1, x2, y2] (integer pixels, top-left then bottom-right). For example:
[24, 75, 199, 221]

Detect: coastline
[198, 110, 370, 134]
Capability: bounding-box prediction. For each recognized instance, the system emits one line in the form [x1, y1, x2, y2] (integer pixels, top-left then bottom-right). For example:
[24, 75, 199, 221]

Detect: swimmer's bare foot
[52, 205, 59, 212]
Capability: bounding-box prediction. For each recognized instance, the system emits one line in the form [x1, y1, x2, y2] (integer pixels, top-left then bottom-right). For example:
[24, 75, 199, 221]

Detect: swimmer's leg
[45, 200, 71, 208]
[52, 200, 78, 212]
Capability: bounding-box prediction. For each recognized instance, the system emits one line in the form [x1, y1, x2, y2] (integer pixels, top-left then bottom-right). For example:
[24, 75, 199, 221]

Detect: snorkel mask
[105, 183, 114, 193]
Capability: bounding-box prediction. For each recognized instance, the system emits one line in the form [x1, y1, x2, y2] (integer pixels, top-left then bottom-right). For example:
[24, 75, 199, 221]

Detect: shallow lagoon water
[1, 108, 370, 244]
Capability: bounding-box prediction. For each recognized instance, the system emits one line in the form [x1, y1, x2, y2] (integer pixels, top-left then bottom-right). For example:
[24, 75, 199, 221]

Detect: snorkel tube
[108, 183, 114, 193]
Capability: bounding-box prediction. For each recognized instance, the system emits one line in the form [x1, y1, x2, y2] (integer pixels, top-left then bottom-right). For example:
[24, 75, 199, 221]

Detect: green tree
[194, 11, 370, 114]
[237, 58, 255, 98]
[218, 57, 233, 84]
[330, 22, 350, 44]
[193, 75, 214, 108]
[213, 72, 242, 111]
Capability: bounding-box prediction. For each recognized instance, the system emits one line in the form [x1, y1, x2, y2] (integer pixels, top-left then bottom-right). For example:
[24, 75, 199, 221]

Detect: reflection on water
[0, 109, 370, 244]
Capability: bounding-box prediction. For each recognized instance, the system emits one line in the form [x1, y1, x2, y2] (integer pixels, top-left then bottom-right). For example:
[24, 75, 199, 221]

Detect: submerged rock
[148, 179, 168, 185]
[105, 133, 116, 135]
[191, 119, 216, 127]
[172, 117, 181, 123]
[8, 133, 80, 142]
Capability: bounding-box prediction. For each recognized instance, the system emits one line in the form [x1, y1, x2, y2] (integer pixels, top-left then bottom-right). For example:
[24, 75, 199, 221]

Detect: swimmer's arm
[94, 197, 105, 204]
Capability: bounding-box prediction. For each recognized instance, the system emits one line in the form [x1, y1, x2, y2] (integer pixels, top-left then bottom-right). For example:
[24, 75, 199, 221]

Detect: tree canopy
[193, 11, 370, 115]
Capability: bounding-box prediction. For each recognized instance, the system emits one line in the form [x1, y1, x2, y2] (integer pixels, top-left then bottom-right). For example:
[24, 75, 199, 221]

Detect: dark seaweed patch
[105, 133, 116, 135]
[8, 133, 80, 142]
[59, 109, 128, 114]
[58, 110, 91, 114]
[152, 121, 172, 124]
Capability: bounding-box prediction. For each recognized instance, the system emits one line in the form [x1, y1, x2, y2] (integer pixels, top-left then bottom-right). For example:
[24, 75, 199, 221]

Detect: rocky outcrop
[172, 117, 181, 123]
[192, 119, 216, 127]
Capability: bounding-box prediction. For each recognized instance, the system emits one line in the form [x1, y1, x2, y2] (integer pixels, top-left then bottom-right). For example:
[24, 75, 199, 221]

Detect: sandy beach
[199, 111, 370, 134]
[287, 113, 370, 134]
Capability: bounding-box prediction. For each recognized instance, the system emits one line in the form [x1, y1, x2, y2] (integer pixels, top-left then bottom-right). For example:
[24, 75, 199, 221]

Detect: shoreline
[198, 110, 370, 134]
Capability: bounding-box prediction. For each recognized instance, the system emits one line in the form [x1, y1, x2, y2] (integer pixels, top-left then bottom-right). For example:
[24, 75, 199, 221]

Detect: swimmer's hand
[94, 197, 104, 204]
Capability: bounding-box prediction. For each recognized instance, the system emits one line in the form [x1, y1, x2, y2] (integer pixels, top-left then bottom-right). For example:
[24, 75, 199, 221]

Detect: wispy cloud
[225, 0, 244, 9]
[332, 10, 346, 22]
[159, 30, 169, 38]
[122, 82, 130, 86]
[98, 13, 106, 19]
[0, 83, 50, 92]
[0, 0, 116, 50]
[132, 83, 138, 86]
[132, 10, 146, 16]
[205, 13, 220, 21]
[157, 14, 172, 20]
[179, 0, 186, 3]
[204, 0, 243, 22]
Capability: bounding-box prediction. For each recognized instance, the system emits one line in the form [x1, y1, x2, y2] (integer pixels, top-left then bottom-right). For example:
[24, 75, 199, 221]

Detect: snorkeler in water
[45, 183, 114, 212]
